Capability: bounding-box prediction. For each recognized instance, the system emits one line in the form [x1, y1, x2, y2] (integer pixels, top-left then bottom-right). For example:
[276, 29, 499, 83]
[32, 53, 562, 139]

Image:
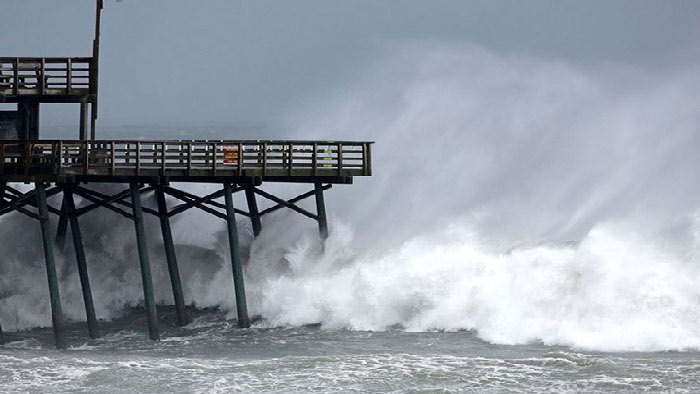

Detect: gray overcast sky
[1, 0, 698, 128]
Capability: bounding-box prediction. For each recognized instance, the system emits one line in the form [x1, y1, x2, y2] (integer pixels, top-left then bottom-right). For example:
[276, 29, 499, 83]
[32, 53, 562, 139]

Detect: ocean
[3, 309, 700, 393]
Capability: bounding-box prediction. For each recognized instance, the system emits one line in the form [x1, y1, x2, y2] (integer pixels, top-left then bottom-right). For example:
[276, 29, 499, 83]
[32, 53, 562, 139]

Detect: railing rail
[0, 57, 94, 96]
[0, 140, 373, 179]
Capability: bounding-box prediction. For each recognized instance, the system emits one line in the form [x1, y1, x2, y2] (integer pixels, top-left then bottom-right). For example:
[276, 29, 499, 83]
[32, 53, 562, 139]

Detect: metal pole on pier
[155, 185, 189, 327]
[224, 182, 250, 328]
[129, 183, 160, 341]
[64, 183, 99, 339]
[36, 183, 67, 349]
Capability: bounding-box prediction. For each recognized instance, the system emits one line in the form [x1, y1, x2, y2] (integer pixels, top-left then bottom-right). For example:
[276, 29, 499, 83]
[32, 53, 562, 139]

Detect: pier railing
[0, 57, 94, 96]
[0, 140, 372, 180]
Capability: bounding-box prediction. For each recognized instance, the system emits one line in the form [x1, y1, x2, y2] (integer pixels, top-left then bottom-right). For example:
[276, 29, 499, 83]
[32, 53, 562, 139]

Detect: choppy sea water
[1, 309, 699, 393]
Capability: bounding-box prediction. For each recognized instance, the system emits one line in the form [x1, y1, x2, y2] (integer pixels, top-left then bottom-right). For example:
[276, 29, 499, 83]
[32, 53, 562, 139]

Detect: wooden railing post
[13, 58, 19, 94]
[136, 141, 141, 176]
[67, 58, 72, 94]
[161, 142, 166, 174]
[365, 143, 372, 176]
[187, 142, 192, 176]
[40, 58, 46, 95]
[312, 143, 318, 176]
[237, 142, 243, 176]
[337, 143, 343, 176]
[110, 141, 115, 175]
[83, 141, 89, 175]
[212, 142, 217, 175]
[262, 142, 268, 174]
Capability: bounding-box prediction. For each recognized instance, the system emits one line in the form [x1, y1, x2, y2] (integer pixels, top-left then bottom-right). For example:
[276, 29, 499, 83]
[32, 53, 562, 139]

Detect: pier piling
[155, 185, 189, 327]
[224, 182, 250, 328]
[130, 183, 160, 341]
[55, 201, 68, 250]
[0, 0, 373, 342]
[79, 102, 89, 140]
[0, 183, 2, 334]
[36, 183, 67, 349]
[245, 186, 262, 237]
[314, 182, 329, 241]
[64, 184, 99, 339]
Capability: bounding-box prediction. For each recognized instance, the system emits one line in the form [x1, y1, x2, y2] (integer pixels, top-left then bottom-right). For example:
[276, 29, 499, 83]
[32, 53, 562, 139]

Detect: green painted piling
[64, 184, 99, 339]
[129, 183, 160, 341]
[245, 186, 262, 237]
[55, 201, 68, 250]
[314, 182, 329, 241]
[224, 182, 250, 328]
[155, 185, 189, 327]
[36, 183, 67, 349]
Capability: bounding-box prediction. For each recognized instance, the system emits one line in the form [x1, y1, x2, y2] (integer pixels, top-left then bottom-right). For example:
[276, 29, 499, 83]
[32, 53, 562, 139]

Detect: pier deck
[0, 140, 372, 184]
[0, 57, 95, 103]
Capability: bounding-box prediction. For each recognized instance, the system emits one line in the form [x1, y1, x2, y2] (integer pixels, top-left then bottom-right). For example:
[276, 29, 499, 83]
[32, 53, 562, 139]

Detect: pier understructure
[0, 140, 373, 348]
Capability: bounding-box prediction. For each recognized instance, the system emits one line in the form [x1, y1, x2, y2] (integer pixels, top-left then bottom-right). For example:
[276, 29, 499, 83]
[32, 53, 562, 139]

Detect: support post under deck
[55, 201, 68, 250]
[245, 186, 262, 237]
[90, 103, 97, 140]
[224, 182, 250, 328]
[129, 183, 160, 341]
[314, 182, 329, 241]
[36, 183, 67, 349]
[0, 183, 3, 334]
[79, 102, 88, 140]
[155, 185, 189, 327]
[64, 184, 99, 339]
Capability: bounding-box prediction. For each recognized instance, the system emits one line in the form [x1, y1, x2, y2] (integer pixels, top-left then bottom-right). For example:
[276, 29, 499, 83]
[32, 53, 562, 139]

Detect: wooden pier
[0, 140, 372, 348]
[0, 1, 374, 349]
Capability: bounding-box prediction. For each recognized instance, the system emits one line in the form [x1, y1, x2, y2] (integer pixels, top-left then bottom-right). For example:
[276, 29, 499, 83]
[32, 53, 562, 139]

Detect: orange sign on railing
[223, 146, 239, 165]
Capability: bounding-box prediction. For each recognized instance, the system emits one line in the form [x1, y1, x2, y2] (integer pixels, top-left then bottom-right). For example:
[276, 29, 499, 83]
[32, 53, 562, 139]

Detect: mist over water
[3, 44, 700, 353]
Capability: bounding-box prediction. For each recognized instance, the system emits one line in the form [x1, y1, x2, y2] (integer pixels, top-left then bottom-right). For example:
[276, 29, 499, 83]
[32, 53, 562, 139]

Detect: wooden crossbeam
[162, 187, 230, 221]
[72, 186, 134, 220]
[258, 184, 331, 217]
[253, 187, 318, 220]
[174, 188, 229, 211]
[75, 188, 131, 217]
[0, 185, 62, 219]
[165, 187, 227, 218]
[75, 185, 158, 217]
